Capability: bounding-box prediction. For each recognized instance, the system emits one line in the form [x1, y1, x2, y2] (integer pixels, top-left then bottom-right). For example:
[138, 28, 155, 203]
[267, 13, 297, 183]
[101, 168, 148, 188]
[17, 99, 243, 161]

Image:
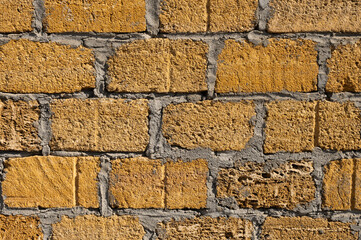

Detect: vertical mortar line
[145, 0, 160, 36]
[38, 97, 52, 156]
[206, 0, 211, 32]
[72, 158, 78, 206]
[316, 40, 332, 95]
[206, 40, 224, 99]
[255, 100, 267, 155]
[0, 158, 4, 212]
[351, 158, 357, 210]
[163, 161, 167, 209]
[146, 99, 163, 158]
[314, 101, 320, 148]
[33, 0, 46, 34]
[94, 50, 109, 98]
[207, 156, 219, 212]
[99, 156, 112, 216]
[257, 0, 270, 31]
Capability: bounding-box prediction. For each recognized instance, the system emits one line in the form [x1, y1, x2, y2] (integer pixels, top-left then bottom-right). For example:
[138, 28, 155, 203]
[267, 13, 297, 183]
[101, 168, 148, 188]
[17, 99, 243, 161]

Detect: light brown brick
[50, 98, 149, 152]
[165, 159, 208, 209]
[264, 101, 317, 153]
[0, 100, 40, 151]
[107, 39, 208, 93]
[52, 215, 145, 240]
[109, 157, 165, 209]
[44, 0, 146, 33]
[216, 39, 318, 93]
[162, 101, 255, 151]
[0, 215, 42, 239]
[318, 101, 361, 151]
[268, 0, 361, 33]
[159, 0, 258, 33]
[0, 0, 33, 32]
[217, 160, 315, 209]
[326, 40, 361, 92]
[157, 216, 254, 239]
[0, 39, 95, 93]
[261, 217, 358, 239]
[3, 156, 99, 208]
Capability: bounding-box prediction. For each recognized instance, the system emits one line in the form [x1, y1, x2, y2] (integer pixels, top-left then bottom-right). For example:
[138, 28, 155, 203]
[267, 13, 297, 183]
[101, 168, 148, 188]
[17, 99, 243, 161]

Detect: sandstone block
[0, 0, 33, 32]
[0, 215, 42, 239]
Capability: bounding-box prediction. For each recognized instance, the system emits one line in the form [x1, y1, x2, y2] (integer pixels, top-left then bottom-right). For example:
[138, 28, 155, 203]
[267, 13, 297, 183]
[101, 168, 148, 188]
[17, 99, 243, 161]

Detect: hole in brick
[262, 172, 271, 178]
[225, 232, 233, 238]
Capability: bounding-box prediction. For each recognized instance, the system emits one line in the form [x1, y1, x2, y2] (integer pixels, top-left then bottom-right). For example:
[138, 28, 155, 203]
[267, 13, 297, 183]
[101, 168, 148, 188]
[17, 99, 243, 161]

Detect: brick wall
[0, 0, 360, 239]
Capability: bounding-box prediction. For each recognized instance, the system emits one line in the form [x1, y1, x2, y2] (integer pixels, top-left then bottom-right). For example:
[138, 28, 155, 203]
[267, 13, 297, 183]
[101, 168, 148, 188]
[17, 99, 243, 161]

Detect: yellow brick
[216, 39, 318, 93]
[109, 157, 165, 209]
[157, 216, 254, 239]
[0, 215, 42, 239]
[318, 101, 361, 151]
[326, 40, 361, 92]
[264, 101, 317, 153]
[218, 160, 315, 209]
[44, 0, 146, 33]
[50, 98, 149, 152]
[0, 0, 33, 32]
[3, 156, 99, 208]
[162, 101, 255, 151]
[261, 217, 358, 239]
[165, 159, 208, 209]
[107, 39, 208, 93]
[268, 0, 361, 33]
[0, 39, 95, 93]
[52, 215, 145, 240]
[0, 100, 40, 151]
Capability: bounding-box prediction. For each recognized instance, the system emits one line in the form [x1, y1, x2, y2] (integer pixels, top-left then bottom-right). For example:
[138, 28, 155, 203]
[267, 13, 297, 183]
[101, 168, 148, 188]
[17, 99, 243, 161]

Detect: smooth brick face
[268, 0, 361, 33]
[162, 101, 255, 151]
[0, 0, 33, 32]
[326, 41, 361, 92]
[0, 39, 95, 93]
[264, 101, 317, 153]
[0, 215, 42, 239]
[217, 160, 315, 209]
[216, 39, 318, 93]
[3, 156, 99, 208]
[107, 39, 208, 93]
[52, 215, 145, 240]
[159, 0, 258, 33]
[261, 217, 358, 239]
[50, 98, 149, 152]
[44, 0, 146, 33]
[157, 217, 254, 239]
[0, 100, 40, 151]
[318, 101, 361, 151]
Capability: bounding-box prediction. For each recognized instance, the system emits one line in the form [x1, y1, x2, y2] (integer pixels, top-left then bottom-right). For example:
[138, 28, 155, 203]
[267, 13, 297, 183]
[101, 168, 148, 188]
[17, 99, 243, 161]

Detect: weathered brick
[52, 215, 145, 240]
[0, 39, 95, 93]
[50, 98, 149, 152]
[217, 160, 315, 209]
[326, 40, 361, 92]
[162, 101, 255, 151]
[0, 100, 40, 151]
[3, 156, 99, 208]
[0, 0, 33, 32]
[0, 215, 42, 239]
[261, 217, 358, 239]
[216, 39, 318, 93]
[44, 0, 146, 33]
[268, 0, 361, 33]
[107, 39, 208, 93]
[157, 216, 254, 239]
[159, 0, 258, 33]
[318, 101, 361, 151]
[264, 101, 317, 153]
[109, 157, 165, 209]
[165, 159, 208, 209]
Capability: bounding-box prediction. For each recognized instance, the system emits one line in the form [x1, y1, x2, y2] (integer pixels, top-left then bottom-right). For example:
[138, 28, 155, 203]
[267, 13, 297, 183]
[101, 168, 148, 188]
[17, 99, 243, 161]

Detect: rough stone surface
[318, 101, 361, 151]
[264, 101, 317, 153]
[0, 215, 42, 239]
[165, 159, 208, 209]
[157, 216, 254, 239]
[162, 101, 255, 151]
[268, 0, 361, 33]
[217, 160, 315, 209]
[0, 100, 40, 151]
[3, 156, 100, 208]
[216, 39, 318, 93]
[0, 39, 95, 93]
[0, 0, 33, 32]
[107, 39, 208, 93]
[44, 0, 146, 33]
[261, 217, 358, 239]
[326, 40, 361, 92]
[50, 99, 149, 152]
[52, 215, 145, 240]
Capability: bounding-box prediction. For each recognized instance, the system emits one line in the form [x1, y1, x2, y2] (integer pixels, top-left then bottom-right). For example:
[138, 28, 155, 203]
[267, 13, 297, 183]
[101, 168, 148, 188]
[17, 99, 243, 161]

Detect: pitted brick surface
[0, 0, 33, 32]
[0, 215, 42, 239]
